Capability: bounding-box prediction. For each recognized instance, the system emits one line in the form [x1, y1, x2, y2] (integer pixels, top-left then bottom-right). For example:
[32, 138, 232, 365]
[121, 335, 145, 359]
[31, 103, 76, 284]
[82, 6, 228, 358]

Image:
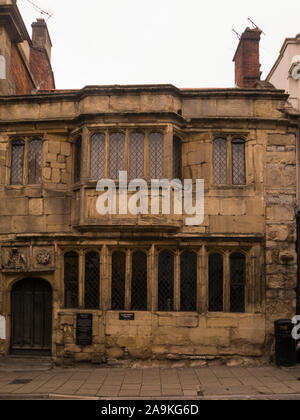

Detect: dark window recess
[28, 139, 42, 184]
[111, 251, 126, 310]
[158, 251, 174, 311]
[85, 252, 100, 309]
[64, 252, 79, 309]
[209, 253, 223, 312]
[109, 133, 125, 179]
[230, 253, 246, 313]
[130, 132, 145, 180]
[173, 136, 182, 180]
[180, 251, 197, 312]
[90, 133, 105, 180]
[74, 137, 82, 183]
[232, 139, 246, 185]
[149, 132, 163, 179]
[213, 138, 227, 185]
[131, 251, 147, 311]
[11, 139, 25, 185]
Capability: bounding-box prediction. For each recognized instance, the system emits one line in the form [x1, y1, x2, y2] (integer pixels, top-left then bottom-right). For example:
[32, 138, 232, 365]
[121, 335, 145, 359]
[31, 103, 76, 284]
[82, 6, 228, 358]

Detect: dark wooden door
[11, 279, 52, 355]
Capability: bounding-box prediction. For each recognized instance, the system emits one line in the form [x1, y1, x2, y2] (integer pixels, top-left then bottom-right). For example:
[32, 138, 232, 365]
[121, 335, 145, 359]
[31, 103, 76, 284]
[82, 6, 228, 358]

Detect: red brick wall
[10, 43, 35, 95]
[30, 47, 55, 91]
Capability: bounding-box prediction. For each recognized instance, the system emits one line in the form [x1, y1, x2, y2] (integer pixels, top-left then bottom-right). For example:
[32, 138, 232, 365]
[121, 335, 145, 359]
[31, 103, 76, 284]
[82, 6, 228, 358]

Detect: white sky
[17, 0, 300, 89]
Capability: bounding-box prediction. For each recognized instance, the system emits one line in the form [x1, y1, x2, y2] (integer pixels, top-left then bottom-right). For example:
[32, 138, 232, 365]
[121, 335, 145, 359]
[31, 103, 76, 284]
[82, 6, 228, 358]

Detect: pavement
[0, 357, 300, 400]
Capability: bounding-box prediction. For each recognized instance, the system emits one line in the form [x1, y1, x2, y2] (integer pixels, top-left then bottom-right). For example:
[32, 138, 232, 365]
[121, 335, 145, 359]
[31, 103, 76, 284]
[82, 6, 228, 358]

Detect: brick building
[0, 2, 298, 366]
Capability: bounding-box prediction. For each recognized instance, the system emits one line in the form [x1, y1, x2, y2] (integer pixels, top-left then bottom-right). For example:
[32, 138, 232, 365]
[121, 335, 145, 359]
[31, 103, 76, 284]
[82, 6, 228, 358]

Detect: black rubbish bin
[274, 319, 296, 367]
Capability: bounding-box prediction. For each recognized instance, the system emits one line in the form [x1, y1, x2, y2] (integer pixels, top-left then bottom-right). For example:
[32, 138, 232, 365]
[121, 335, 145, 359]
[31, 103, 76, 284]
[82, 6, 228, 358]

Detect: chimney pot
[31, 18, 52, 61]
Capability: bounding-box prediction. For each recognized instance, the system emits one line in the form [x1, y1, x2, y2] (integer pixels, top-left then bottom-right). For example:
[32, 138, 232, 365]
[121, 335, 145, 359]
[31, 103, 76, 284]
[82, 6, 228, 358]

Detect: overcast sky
[17, 0, 300, 89]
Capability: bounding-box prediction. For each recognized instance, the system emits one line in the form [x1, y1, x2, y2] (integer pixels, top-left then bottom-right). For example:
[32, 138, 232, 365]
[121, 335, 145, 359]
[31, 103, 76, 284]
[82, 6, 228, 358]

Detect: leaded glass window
[230, 253, 246, 313]
[74, 137, 82, 183]
[131, 251, 147, 311]
[85, 252, 100, 309]
[173, 136, 182, 180]
[90, 133, 105, 180]
[28, 139, 42, 184]
[158, 251, 174, 311]
[213, 138, 227, 185]
[232, 139, 246, 185]
[180, 251, 197, 312]
[64, 252, 79, 308]
[149, 132, 163, 179]
[111, 251, 126, 310]
[10, 139, 25, 185]
[129, 132, 144, 180]
[209, 253, 223, 312]
[109, 133, 125, 179]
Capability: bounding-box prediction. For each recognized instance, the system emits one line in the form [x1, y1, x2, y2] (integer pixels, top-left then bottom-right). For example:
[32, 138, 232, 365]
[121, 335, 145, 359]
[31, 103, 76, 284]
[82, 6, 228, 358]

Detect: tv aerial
[25, 0, 52, 21]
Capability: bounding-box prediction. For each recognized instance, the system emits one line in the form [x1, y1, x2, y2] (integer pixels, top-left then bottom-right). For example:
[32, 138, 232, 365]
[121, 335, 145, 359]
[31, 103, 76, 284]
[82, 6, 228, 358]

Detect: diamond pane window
[232, 139, 246, 185]
[230, 253, 246, 313]
[158, 251, 174, 311]
[173, 136, 182, 180]
[64, 252, 79, 309]
[180, 251, 197, 312]
[131, 251, 147, 311]
[74, 137, 82, 183]
[213, 138, 227, 185]
[111, 251, 126, 310]
[90, 133, 105, 180]
[28, 139, 42, 184]
[109, 133, 125, 180]
[10, 139, 25, 185]
[129, 133, 144, 180]
[149, 132, 163, 179]
[85, 252, 100, 309]
[209, 253, 223, 312]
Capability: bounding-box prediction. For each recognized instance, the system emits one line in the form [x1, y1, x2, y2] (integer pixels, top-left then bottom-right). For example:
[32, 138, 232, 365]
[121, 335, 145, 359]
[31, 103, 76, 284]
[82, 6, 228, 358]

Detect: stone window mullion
[78, 250, 85, 309]
[125, 249, 131, 310]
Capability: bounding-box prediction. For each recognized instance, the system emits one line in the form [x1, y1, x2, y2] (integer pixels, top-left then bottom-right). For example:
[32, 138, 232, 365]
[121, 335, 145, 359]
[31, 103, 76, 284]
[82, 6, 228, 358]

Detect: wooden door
[11, 278, 52, 355]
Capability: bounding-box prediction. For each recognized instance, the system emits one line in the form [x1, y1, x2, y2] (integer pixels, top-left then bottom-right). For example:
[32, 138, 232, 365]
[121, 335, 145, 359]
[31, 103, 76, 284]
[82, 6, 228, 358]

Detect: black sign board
[76, 314, 93, 346]
[119, 313, 135, 321]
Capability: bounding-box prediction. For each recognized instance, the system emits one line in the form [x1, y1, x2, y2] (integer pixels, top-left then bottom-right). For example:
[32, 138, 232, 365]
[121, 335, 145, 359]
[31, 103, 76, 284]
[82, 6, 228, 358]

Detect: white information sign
[0, 315, 6, 340]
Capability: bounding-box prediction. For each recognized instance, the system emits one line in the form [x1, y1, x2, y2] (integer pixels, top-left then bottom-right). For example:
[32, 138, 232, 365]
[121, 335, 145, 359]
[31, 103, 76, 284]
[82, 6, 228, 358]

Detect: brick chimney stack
[31, 18, 52, 61]
[233, 27, 262, 88]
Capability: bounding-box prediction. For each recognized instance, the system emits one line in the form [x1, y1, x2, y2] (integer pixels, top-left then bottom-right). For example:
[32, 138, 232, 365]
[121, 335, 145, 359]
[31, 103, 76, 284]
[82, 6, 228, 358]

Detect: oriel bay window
[88, 130, 164, 181]
[10, 137, 43, 185]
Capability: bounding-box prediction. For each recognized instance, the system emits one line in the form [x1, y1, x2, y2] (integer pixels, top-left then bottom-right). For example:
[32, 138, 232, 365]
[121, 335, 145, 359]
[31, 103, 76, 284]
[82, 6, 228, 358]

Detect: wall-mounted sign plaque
[119, 313, 135, 321]
[76, 314, 93, 346]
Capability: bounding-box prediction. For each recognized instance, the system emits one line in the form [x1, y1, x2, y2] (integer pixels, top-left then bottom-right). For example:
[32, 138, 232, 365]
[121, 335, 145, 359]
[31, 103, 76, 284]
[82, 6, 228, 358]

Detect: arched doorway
[11, 278, 52, 355]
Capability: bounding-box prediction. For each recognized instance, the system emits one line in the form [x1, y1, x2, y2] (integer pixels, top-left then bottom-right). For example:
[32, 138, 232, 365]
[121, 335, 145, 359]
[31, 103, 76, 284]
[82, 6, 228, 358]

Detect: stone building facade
[0, 4, 298, 366]
[267, 34, 300, 316]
